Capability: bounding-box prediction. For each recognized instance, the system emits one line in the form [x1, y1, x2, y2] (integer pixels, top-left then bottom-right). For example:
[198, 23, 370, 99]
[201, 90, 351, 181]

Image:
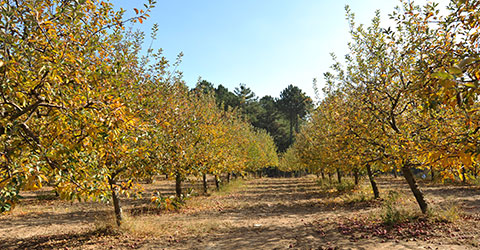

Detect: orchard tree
[0, 0, 155, 218]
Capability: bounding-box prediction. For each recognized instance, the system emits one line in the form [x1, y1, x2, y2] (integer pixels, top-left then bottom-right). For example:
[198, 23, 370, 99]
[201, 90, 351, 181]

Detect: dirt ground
[1, 176, 479, 250]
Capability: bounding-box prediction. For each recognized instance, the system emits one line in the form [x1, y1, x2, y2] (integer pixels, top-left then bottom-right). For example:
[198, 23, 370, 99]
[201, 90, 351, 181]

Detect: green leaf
[463, 82, 477, 88]
[431, 71, 454, 80]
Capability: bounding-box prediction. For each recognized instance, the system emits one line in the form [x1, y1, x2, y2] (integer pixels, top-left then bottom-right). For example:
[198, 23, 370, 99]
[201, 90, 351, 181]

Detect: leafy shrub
[150, 188, 196, 211]
[335, 180, 355, 193]
[380, 191, 405, 225]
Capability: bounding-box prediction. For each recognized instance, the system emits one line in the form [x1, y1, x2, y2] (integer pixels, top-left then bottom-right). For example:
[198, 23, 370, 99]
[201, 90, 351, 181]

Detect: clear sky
[112, 0, 450, 100]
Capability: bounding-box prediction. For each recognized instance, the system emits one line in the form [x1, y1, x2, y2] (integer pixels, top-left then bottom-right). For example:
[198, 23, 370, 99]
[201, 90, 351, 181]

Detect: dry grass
[120, 179, 246, 238]
[122, 214, 232, 238]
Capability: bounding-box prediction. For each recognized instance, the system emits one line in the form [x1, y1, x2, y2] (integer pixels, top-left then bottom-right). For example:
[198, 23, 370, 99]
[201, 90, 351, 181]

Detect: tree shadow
[0, 226, 118, 250]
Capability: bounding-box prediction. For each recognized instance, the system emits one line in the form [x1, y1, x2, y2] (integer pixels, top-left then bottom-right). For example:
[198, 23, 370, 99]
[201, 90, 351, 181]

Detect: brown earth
[1, 175, 479, 250]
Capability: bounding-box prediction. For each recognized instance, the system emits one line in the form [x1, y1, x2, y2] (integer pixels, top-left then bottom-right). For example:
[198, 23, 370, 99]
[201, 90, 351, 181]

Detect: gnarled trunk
[401, 163, 428, 214]
[366, 164, 379, 199]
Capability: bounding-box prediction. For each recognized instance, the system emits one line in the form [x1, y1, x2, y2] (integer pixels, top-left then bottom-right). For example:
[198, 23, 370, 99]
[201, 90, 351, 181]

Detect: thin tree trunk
[109, 178, 122, 226]
[393, 166, 398, 178]
[401, 163, 428, 214]
[354, 169, 359, 186]
[175, 172, 182, 198]
[366, 164, 380, 199]
[336, 168, 342, 183]
[215, 175, 220, 190]
[430, 166, 435, 181]
[289, 117, 294, 146]
[203, 173, 208, 194]
[328, 172, 332, 182]
[462, 167, 466, 184]
[227, 173, 231, 183]
[321, 171, 325, 179]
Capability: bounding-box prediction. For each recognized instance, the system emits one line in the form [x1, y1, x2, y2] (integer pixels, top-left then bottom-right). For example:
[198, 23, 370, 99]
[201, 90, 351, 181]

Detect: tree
[214, 84, 240, 111]
[0, 0, 165, 227]
[194, 79, 215, 94]
[254, 96, 290, 152]
[277, 85, 312, 146]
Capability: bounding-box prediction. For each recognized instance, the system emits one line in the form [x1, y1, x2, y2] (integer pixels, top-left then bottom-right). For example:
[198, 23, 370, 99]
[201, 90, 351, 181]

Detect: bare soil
[1, 176, 479, 250]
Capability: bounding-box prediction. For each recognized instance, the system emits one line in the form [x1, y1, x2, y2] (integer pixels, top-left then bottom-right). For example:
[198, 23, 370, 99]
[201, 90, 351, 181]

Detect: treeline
[0, 0, 278, 225]
[194, 81, 312, 152]
[281, 0, 480, 214]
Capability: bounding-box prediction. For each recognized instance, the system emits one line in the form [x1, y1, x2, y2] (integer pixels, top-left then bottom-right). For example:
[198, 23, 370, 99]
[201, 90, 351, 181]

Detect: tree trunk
[336, 168, 342, 183]
[203, 173, 208, 194]
[474, 164, 478, 178]
[353, 169, 359, 186]
[227, 173, 231, 183]
[401, 163, 428, 214]
[393, 166, 398, 178]
[328, 172, 332, 182]
[215, 175, 220, 190]
[175, 172, 182, 198]
[109, 178, 123, 226]
[366, 164, 380, 199]
[430, 166, 435, 181]
[289, 116, 294, 146]
[321, 171, 325, 179]
[462, 167, 466, 184]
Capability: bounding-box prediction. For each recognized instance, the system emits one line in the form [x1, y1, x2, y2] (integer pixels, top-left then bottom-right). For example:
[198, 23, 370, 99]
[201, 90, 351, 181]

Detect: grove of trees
[0, 0, 279, 226]
[195, 80, 313, 152]
[281, 0, 480, 214]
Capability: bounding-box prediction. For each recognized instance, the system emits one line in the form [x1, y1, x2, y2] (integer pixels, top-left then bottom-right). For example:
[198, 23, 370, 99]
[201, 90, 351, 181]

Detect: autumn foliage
[283, 0, 480, 213]
[0, 0, 278, 225]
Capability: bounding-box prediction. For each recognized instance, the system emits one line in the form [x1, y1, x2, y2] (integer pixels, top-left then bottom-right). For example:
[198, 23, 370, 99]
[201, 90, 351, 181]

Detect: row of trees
[0, 0, 278, 225]
[196, 81, 313, 152]
[281, 0, 479, 214]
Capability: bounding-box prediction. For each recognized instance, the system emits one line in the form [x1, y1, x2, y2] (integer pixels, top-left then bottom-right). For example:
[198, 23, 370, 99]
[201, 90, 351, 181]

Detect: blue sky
[113, 0, 450, 100]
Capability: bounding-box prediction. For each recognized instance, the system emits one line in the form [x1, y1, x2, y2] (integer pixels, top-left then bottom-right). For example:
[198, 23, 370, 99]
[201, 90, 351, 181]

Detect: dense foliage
[0, 0, 279, 225]
[195, 80, 312, 152]
[282, 0, 480, 213]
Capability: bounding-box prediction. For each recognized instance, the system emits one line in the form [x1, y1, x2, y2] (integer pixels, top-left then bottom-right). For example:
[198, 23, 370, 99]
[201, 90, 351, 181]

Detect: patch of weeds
[150, 188, 196, 211]
[340, 190, 368, 204]
[213, 179, 245, 196]
[335, 180, 355, 193]
[315, 178, 335, 189]
[380, 191, 416, 225]
[428, 202, 462, 223]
